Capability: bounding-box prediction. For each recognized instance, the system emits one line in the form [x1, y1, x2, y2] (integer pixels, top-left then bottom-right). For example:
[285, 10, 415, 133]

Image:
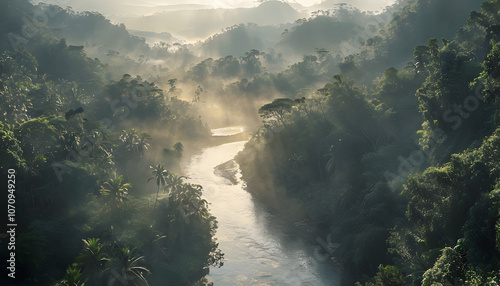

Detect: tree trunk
[153, 185, 160, 210]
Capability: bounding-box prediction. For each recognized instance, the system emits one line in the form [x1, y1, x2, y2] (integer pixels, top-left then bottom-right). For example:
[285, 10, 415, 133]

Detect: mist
[2, 0, 499, 285]
[34, 0, 397, 16]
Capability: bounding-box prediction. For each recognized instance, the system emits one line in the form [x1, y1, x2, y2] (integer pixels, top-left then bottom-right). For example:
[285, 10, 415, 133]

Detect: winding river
[184, 127, 340, 286]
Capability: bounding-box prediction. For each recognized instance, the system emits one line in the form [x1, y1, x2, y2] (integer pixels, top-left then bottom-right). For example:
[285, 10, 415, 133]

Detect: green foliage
[481, 42, 500, 99]
[75, 238, 108, 283]
[118, 129, 151, 157]
[462, 188, 500, 268]
[258, 98, 296, 126]
[0, 49, 39, 123]
[30, 38, 105, 94]
[106, 247, 150, 286]
[99, 176, 131, 209]
[359, 265, 405, 286]
[421, 247, 466, 286]
[56, 263, 87, 286]
[372, 0, 485, 66]
[237, 1, 500, 284]
[237, 73, 412, 282]
[187, 49, 265, 81]
[0, 121, 24, 169]
[0, 2, 216, 285]
[15, 116, 59, 160]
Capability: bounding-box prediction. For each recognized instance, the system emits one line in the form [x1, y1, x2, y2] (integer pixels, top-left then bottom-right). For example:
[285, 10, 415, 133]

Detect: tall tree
[258, 98, 296, 127]
[148, 163, 170, 210]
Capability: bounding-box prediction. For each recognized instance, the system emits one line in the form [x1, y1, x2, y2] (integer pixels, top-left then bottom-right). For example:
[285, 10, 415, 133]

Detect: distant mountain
[195, 23, 294, 58]
[308, 0, 396, 13]
[111, 1, 307, 41]
[193, 1, 396, 59]
[274, 5, 394, 58]
[128, 30, 176, 45]
[32, 0, 212, 16]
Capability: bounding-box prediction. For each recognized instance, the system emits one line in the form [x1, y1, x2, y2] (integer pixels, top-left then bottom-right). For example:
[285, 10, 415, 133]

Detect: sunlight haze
[35, 0, 397, 16]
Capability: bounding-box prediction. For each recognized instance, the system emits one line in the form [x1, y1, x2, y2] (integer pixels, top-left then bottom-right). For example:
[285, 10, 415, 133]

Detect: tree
[99, 176, 131, 209]
[120, 129, 151, 157]
[483, 42, 500, 96]
[83, 130, 112, 159]
[56, 263, 87, 286]
[373, 265, 405, 286]
[421, 247, 466, 286]
[0, 121, 23, 170]
[148, 163, 170, 210]
[241, 49, 264, 75]
[165, 174, 188, 198]
[358, 264, 405, 286]
[173, 142, 183, 155]
[258, 98, 296, 127]
[14, 116, 59, 160]
[106, 248, 150, 286]
[324, 75, 381, 150]
[76, 238, 108, 284]
[179, 184, 208, 220]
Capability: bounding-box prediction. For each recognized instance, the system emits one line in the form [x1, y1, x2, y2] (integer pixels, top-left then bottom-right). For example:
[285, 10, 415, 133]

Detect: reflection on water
[184, 133, 340, 286]
[211, 126, 245, 137]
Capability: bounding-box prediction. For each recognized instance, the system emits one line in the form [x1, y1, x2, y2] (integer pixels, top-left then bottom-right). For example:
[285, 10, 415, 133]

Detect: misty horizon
[33, 0, 397, 16]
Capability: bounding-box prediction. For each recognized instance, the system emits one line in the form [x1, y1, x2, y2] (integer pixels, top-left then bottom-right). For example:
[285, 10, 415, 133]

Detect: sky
[141, 0, 320, 8]
[139, 0, 395, 8]
[36, 0, 397, 15]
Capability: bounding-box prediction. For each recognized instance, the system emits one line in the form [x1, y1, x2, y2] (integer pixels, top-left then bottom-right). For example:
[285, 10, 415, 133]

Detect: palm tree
[179, 184, 208, 220]
[76, 238, 108, 283]
[148, 163, 169, 210]
[136, 133, 151, 156]
[165, 173, 188, 198]
[119, 129, 138, 151]
[99, 176, 131, 209]
[120, 129, 151, 157]
[85, 130, 112, 159]
[56, 263, 87, 286]
[106, 248, 150, 286]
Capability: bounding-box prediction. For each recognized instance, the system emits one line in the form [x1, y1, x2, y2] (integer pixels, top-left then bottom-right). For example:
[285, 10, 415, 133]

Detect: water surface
[184, 128, 340, 285]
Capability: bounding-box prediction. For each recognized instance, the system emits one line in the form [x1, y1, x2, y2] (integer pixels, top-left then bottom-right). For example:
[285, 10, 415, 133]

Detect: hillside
[111, 1, 307, 40]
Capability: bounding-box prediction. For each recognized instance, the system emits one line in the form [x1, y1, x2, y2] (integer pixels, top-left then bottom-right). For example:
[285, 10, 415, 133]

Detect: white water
[184, 129, 340, 285]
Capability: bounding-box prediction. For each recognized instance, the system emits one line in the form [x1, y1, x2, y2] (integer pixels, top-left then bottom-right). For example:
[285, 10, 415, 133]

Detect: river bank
[182, 127, 340, 285]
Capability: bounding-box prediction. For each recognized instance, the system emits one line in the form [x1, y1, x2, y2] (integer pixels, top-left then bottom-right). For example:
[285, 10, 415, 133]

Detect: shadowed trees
[107, 248, 150, 286]
[75, 238, 108, 284]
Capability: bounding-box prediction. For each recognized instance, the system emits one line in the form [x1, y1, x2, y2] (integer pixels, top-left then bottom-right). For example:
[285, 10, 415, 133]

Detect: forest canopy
[2, 0, 500, 285]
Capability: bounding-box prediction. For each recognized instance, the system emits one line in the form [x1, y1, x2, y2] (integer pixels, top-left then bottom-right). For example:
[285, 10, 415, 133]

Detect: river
[184, 128, 340, 286]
